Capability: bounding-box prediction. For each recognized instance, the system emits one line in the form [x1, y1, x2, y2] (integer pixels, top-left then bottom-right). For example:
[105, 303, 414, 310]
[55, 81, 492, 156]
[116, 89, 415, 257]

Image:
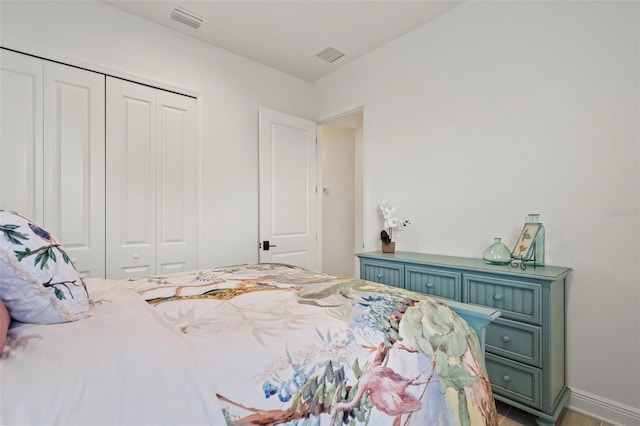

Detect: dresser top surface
[357, 251, 572, 280]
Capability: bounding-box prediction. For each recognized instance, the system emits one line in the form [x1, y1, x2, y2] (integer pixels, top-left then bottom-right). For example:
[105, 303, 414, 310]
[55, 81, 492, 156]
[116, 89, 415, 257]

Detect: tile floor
[496, 401, 614, 426]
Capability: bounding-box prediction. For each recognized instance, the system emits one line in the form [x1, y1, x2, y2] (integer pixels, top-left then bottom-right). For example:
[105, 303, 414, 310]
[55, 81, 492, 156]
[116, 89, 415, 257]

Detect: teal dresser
[357, 251, 572, 426]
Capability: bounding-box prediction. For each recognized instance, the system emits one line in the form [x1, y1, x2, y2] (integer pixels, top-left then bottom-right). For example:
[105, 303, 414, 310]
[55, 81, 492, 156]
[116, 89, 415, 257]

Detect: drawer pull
[376, 273, 384, 279]
[426, 282, 434, 288]
[502, 375, 511, 383]
[501, 335, 511, 343]
[493, 294, 503, 301]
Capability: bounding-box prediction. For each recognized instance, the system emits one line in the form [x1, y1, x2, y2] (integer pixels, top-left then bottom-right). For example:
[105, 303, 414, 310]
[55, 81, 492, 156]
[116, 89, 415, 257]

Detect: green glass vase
[482, 237, 512, 265]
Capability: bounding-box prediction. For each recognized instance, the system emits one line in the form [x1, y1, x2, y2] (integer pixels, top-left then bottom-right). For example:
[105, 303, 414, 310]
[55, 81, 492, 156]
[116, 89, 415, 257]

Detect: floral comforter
[124, 263, 498, 426]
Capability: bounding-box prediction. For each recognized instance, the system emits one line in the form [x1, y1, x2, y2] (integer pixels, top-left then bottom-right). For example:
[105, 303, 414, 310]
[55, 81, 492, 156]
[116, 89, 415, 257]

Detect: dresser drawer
[405, 266, 461, 300]
[485, 354, 541, 409]
[486, 319, 541, 367]
[360, 261, 403, 287]
[463, 275, 541, 324]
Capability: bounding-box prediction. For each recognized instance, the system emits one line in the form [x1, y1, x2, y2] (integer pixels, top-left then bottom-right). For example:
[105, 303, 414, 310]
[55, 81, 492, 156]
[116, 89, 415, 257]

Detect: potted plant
[379, 201, 410, 253]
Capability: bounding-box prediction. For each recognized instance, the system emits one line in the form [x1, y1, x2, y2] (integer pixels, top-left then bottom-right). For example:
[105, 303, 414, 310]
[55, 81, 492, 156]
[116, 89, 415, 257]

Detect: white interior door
[259, 108, 319, 270]
[0, 50, 43, 223]
[43, 62, 105, 278]
[155, 90, 197, 275]
[106, 77, 156, 279]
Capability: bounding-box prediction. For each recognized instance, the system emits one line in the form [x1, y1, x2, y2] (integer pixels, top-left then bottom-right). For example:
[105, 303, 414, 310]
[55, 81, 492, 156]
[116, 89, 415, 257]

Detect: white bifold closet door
[1, 51, 44, 224]
[43, 62, 105, 278]
[1, 50, 106, 278]
[105, 77, 197, 279]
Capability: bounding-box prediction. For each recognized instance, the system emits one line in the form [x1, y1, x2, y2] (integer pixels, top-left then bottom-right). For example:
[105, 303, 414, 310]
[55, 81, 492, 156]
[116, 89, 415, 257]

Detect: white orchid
[380, 201, 396, 220]
[379, 202, 411, 244]
[384, 216, 400, 230]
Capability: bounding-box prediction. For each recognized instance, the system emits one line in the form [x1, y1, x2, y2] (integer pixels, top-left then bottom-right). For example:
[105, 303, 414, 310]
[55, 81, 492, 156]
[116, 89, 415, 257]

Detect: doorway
[319, 110, 363, 278]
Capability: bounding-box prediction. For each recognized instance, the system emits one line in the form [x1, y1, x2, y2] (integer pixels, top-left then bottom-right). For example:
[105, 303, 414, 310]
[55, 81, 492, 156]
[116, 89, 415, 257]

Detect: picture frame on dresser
[511, 222, 542, 261]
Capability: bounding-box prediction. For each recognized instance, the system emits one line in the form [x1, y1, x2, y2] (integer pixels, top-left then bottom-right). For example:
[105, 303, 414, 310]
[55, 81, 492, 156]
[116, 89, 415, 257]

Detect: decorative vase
[482, 238, 511, 265]
[527, 214, 545, 266]
[381, 242, 396, 253]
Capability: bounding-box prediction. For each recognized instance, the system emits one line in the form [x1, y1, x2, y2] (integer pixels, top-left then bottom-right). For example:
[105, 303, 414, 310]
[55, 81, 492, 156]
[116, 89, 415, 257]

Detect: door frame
[256, 103, 366, 274]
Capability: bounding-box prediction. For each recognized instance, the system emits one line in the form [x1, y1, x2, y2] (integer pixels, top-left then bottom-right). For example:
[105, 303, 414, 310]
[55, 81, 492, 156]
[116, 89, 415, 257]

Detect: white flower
[385, 217, 400, 229]
[379, 202, 411, 242]
[379, 201, 396, 219]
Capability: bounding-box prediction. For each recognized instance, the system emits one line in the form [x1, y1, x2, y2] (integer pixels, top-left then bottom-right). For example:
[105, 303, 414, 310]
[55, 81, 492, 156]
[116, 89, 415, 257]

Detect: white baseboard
[568, 388, 640, 426]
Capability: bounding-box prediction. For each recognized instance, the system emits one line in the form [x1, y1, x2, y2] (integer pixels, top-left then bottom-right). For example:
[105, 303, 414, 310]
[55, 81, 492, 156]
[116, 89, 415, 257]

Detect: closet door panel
[155, 91, 197, 274]
[0, 50, 43, 223]
[44, 62, 105, 277]
[106, 78, 156, 279]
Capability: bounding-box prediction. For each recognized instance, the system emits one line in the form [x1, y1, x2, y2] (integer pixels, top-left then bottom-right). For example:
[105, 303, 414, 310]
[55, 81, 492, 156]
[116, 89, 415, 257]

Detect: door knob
[262, 240, 277, 250]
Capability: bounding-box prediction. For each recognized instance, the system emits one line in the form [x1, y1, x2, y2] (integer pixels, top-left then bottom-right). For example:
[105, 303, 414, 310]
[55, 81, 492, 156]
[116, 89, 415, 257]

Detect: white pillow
[0, 210, 89, 324]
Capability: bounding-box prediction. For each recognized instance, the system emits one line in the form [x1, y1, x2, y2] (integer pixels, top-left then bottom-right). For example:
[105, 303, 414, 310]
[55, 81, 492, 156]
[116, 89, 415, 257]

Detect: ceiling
[101, 1, 462, 82]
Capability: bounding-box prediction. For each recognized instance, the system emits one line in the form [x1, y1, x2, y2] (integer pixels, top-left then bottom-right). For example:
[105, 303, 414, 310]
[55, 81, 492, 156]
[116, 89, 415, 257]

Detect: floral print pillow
[0, 210, 89, 324]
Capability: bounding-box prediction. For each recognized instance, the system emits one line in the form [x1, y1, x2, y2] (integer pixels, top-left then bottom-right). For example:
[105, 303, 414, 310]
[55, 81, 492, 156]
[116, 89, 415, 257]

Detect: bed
[0, 211, 500, 425]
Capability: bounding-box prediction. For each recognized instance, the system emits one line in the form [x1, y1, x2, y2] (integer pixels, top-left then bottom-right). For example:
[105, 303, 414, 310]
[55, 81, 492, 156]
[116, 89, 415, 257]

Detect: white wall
[313, 1, 639, 423]
[320, 123, 355, 277]
[0, 0, 315, 269]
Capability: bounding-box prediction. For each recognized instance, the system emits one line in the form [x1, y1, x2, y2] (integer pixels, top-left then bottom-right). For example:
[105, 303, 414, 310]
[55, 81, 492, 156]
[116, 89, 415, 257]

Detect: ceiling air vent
[316, 47, 345, 63]
[170, 6, 204, 29]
